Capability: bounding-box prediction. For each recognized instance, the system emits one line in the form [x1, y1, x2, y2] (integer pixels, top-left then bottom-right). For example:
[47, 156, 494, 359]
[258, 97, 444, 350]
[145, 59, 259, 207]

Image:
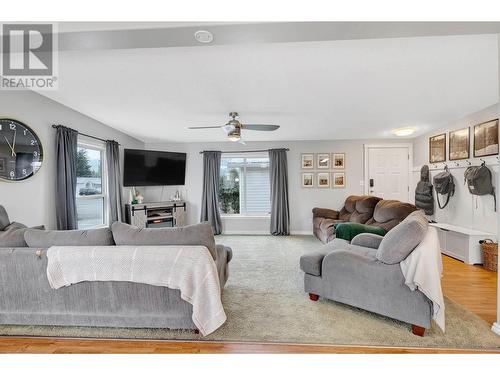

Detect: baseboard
[290, 231, 313, 236]
[492, 322, 500, 336]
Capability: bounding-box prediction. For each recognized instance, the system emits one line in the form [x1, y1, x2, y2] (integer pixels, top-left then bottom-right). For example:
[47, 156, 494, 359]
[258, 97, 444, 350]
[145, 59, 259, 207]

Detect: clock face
[0, 119, 43, 181]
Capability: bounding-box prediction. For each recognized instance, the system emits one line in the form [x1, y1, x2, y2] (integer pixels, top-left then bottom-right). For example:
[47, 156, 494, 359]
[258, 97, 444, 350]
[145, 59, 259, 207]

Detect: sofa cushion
[0, 226, 28, 247]
[334, 222, 386, 242]
[0, 205, 10, 231]
[111, 221, 217, 260]
[366, 200, 417, 232]
[350, 196, 382, 223]
[24, 227, 115, 247]
[376, 210, 428, 264]
[300, 246, 333, 276]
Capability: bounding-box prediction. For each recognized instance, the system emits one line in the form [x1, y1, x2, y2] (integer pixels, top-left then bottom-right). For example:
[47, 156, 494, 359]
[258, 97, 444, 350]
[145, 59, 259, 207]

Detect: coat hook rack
[454, 162, 460, 167]
[465, 160, 471, 166]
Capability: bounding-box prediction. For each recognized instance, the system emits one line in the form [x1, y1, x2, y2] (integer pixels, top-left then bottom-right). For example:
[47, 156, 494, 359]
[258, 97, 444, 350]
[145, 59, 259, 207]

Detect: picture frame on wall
[301, 153, 314, 169]
[316, 153, 330, 169]
[301, 172, 314, 188]
[317, 172, 330, 188]
[449, 128, 470, 161]
[473, 119, 499, 157]
[429, 133, 446, 163]
[332, 172, 346, 188]
[332, 153, 345, 169]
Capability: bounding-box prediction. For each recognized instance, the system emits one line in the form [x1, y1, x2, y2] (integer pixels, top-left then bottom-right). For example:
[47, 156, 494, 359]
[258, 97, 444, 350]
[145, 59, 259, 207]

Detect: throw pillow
[376, 210, 428, 264]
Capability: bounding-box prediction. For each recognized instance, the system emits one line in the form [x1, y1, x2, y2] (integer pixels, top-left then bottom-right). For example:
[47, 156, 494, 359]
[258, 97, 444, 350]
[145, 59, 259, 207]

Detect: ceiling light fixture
[392, 127, 416, 137]
[194, 30, 214, 44]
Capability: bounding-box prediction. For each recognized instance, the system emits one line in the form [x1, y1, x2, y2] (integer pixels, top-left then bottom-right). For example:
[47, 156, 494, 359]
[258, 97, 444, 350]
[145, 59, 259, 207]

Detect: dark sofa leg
[411, 325, 425, 337]
[194, 329, 200, 334]
[309, 293, 319, 301]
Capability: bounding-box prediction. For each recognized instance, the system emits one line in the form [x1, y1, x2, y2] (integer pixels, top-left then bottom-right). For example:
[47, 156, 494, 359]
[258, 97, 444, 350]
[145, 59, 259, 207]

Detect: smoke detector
[194, 30, 214, 44]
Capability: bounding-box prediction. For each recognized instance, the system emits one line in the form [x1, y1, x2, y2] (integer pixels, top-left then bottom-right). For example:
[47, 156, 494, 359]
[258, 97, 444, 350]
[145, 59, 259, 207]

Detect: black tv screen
[123, 149, 186, 187]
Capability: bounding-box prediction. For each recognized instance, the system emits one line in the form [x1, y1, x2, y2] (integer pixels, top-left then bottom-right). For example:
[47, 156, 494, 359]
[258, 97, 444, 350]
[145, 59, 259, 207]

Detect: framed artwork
[449, 128, 470, 161]
[429, 133, 446, 163]
[332, 172, 346, 188]
[332, 153, 345, 169]
[474, 119, 499, 157]
[301, 172, 314, 188]
[317, 172, 330, 188]
[316, 153, 330, 169]
[301, 153, 314, 169]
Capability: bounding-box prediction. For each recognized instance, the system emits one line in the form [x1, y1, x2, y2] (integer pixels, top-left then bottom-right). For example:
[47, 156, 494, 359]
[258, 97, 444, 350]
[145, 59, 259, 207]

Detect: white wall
[0, 90, 144, 229]
[143, 139, 409, 234]
[412, 103, 499, 235]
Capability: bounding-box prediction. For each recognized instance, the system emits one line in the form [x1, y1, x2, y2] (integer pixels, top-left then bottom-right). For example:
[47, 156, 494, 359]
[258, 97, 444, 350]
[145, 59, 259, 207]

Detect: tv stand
[125, 201, 186, 229]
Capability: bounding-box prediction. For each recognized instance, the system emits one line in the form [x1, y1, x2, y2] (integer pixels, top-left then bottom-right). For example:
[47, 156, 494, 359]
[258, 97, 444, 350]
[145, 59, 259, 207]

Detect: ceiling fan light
[228, 134, 240, 142]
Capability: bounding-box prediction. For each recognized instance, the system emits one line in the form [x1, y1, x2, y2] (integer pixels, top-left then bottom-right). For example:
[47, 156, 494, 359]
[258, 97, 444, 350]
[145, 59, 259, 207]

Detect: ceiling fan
[188, 112, 280, 144]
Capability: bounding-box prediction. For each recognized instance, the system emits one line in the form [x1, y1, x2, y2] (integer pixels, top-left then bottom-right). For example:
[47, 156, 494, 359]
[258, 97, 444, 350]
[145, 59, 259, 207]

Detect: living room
[1, 3, 500, 368]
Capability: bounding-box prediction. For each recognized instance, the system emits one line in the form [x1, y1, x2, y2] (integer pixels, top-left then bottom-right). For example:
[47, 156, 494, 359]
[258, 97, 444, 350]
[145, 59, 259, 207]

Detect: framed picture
[332, 153, 345, 169]
[301, 172, 314, 188]
[317, 172, 330, 188]
[429, 133, 446, 163]
[316, 153, 330, 169]
[332, 172, 346, 188]
[301, 153, 314, 169]
[474, 119, 499, 157]
[449, 128, 470, 161]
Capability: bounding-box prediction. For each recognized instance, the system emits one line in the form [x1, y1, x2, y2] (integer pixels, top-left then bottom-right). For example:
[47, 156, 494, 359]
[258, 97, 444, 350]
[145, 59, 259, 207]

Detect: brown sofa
[312, 195, 417, 243]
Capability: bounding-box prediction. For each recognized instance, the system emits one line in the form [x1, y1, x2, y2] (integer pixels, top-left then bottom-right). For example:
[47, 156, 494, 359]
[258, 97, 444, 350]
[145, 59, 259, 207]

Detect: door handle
[369, 178, 374, 187]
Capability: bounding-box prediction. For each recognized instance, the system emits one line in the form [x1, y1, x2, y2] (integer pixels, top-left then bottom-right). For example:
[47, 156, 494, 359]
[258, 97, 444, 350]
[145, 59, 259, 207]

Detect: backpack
[464, 162, 496, 211]
[433, 165, 455, 209]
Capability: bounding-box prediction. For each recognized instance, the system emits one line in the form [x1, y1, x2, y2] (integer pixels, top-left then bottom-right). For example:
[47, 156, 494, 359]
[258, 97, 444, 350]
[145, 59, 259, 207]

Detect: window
[76, 139, 108, 229]
[219, 155, 270, 215]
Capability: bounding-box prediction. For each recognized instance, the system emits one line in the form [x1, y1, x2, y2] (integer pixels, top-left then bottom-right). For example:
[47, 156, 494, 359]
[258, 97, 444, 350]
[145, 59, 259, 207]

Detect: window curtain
[55, 126, 78, 230]
[269, 148, 290, 235]
[200, 151, 222, 234]
[106, 140, 123, 223]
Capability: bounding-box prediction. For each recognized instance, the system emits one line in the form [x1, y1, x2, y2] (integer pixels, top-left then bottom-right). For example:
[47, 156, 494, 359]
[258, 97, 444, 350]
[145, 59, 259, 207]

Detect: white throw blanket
[46, 245, 226, 336]
[400, 227, 445, 332]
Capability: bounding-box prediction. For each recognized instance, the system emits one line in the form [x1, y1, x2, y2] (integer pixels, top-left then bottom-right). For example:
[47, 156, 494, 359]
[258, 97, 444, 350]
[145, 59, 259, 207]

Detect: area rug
[1, 235, 499, 349]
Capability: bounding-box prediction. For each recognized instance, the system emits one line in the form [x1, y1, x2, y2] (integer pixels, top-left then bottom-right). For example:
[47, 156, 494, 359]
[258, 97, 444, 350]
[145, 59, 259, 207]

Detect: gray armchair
[300, 211, 432, 336]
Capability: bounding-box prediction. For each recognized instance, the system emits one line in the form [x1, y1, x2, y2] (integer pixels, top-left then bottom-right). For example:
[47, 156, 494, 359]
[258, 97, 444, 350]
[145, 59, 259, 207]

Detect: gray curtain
[269, 148, 290, 235]
[200, 151, 222, 234]
[106, 140, 123, 223]
[55, 126, 78, 230]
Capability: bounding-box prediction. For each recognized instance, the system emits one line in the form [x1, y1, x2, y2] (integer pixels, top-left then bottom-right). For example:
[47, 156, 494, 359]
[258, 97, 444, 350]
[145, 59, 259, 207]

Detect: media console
[125, 201, 186, 229]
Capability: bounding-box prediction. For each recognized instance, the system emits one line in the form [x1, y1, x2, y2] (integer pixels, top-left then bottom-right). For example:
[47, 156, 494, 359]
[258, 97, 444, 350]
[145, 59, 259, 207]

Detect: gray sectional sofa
[0, 206, 231, 332]
[300, 210, 432, 336]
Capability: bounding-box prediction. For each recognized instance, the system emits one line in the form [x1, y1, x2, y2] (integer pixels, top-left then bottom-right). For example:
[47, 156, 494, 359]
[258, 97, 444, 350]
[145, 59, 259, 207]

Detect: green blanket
[334, 222, 386, 242]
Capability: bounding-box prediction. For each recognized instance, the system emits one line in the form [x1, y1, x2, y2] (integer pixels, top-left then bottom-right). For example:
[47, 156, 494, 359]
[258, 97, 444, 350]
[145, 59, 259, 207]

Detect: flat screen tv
[123, 149, 186, 187]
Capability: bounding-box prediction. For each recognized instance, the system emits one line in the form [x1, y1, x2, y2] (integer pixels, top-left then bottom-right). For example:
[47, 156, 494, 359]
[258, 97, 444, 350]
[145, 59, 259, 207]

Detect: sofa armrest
[312, 207, 339, 220]
[351, 233, 384, 249]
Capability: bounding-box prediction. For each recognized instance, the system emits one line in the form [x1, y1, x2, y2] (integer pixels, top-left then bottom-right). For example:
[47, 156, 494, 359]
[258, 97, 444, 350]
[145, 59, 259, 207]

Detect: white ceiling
[40, 31, 499, 143]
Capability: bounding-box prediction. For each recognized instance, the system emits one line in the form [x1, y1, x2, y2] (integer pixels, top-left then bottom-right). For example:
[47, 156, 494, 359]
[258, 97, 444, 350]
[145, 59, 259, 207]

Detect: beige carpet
[1, 235, 499, 349]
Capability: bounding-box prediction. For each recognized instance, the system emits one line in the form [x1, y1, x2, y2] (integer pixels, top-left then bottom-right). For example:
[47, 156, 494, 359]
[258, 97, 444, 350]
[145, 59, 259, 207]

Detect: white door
[367, 147, 410, 202]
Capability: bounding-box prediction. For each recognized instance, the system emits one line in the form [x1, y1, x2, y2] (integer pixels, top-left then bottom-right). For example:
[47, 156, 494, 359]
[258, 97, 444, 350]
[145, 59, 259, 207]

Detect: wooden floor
[441, 255, 497, 325]
[0, 255, 497, 354]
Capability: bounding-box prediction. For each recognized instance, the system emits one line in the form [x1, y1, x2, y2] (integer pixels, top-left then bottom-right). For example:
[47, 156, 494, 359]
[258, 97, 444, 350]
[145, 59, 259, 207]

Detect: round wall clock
[0, 118, 43, 181]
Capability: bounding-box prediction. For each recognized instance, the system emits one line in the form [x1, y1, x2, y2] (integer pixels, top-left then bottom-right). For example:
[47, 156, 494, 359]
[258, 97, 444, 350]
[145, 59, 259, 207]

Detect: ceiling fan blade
[188, 126, 223, 129]
[242, 124, 280, 131]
